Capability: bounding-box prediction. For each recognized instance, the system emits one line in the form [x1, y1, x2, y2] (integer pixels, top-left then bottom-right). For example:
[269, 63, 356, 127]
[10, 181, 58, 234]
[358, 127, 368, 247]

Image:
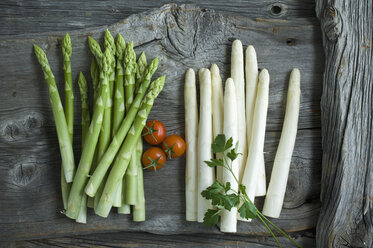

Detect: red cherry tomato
[142, 120, 166, 145]
[142, 147, 167, 171]
[162, 134, 186, 159]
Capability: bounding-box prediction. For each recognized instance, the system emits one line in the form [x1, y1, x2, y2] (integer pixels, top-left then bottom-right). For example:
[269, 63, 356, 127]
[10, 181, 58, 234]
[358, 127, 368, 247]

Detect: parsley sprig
[202, 134, 302, 248]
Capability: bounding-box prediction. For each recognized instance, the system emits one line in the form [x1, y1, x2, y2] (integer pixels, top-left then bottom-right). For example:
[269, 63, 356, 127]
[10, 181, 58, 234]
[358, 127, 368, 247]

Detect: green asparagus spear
[112, 34, 126, 208]
[60, 33, 74, 209]
[65, 49, 112, 219]
[97, 29, 116, 161]
[123, 41, 138, 205]
[62, 33, 74, 141]
[133, 138, 145, 221]
[95, 75, 166, 217]
[118, 51, 147, 212]
[34, 45, 75, 183]
[76, 72, 90, 224]
[85, 57, 159, 197]
[87, 59, 100, 209]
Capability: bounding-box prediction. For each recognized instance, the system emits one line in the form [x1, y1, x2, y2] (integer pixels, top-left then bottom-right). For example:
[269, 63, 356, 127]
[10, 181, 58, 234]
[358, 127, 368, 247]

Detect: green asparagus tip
[103, 49, 113, 74]
[78, 72, 88, 94]
[123, 42, 136, 74]
[115, 34, 126, 58]
[62, 33, 72, 59]
[104, 29, 116, 55]
[147, 75, 166, 100]
[33, 44, 49, 67]
[148, 57, 159, 74]
[139, 52, 147, 62]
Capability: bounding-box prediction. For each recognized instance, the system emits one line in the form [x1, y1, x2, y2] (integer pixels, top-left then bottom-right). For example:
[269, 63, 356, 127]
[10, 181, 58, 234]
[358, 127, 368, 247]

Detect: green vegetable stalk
[93, 30, 116, 211]
[60, 33, 73, 209]
[95, 75, 166, 217]
[85, 57, 159, 197]
[112, 34, 126, 208]
[131, 52, 147, 217]
[33, 44, 75, 183]
[133, 138, 145, 221]
[65, 49, 112, 219]
[123, 41, 138, 205]
[202, 135, 302, 248]
[87, 59, 100, 209]
[76, 72, 90, 224]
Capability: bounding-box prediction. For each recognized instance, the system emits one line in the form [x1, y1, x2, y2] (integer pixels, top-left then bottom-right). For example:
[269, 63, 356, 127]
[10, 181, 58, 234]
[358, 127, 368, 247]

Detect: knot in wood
[322, 6, 342, 42]
[11, 161, 39, 186]
[0, 112, 44, 142]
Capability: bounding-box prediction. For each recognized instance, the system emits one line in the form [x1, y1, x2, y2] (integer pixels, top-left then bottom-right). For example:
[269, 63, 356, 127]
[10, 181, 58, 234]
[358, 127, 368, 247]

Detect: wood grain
[3, 231, 317, 248]
[0, 3, 323, 242]
[316, 1, 373, 247]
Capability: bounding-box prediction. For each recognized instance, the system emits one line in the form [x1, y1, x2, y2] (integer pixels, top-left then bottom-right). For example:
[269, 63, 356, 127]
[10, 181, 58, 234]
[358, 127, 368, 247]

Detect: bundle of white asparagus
[184, 40, 301, 232]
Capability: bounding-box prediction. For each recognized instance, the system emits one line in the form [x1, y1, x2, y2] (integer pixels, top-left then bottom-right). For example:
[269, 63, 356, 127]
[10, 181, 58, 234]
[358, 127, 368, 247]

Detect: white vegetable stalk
[241, 69, 270, 206]
[244, 45, 266, 197]
[262, 68, 300, 218]
[184, 68, 198, 221]
[256, 154, 267, 196]
[197, 68, 214, 223]
[210, 64, 224, 182]
[231, 40, 247, 182]
[220, 78, 239, 233]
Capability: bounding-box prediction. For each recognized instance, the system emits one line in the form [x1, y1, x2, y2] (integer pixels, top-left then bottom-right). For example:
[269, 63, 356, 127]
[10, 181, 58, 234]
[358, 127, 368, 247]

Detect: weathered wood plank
[315, 1, 373, 247]
[3, 230, 317, 248]
[0, 0, 316, 36]
[0, 4, 323, 241]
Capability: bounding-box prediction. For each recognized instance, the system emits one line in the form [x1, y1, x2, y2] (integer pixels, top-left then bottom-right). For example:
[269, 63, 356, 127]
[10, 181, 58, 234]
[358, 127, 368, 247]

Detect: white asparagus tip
[259, 69, 270, 87]
[289, 68, 301, 89]
[232, 39, 243, 48]
[198, 68, 210, 78]
[210, 63, 219, 74]
[185, 68, 195, 85]
[245, 45, 257, 62]
[225, 78, 235, 93]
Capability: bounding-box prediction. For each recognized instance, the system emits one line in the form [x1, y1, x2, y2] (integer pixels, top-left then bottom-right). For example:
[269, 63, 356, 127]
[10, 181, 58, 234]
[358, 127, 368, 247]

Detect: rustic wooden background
[0, 1, 324, 247]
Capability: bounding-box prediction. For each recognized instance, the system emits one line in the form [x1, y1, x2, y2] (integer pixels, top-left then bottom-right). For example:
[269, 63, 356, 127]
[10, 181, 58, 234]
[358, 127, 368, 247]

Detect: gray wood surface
[0, 1, 322, 246]
[315, 1, 373, 247]
[4, 231, 317, 248]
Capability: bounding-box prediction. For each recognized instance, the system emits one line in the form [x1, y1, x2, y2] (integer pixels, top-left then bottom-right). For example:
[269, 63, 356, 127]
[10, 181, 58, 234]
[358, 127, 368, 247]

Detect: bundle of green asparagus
[34, 30, 165, 223]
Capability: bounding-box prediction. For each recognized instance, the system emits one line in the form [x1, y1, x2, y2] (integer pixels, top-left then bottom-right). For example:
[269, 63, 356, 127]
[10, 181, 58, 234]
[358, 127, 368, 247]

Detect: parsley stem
[257, 212, 302, 248]
[256, 213, 282, 248]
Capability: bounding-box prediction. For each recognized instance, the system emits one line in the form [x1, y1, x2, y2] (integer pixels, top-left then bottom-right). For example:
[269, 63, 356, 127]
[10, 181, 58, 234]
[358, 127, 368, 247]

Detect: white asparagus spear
[220, 78, 239, 233]
[211, 64, 224, 182]
[255, 154, 267, 196]
[241, 69, 270, 205]
[244, 45, 267, 196]
[184, 68, 199, 221]
[262, 68, 301, 218]
[231, 40, 247, 182]
[197, 68, 215, 223]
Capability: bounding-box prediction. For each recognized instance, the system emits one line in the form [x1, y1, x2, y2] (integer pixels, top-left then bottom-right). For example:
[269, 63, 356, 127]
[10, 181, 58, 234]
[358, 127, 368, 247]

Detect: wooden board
[315, 0, 373, 247]
[0, 4, 323, 241]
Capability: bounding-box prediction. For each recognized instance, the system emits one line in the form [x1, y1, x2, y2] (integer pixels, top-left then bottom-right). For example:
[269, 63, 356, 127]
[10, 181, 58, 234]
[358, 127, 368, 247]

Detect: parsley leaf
[204, 158, 224, 168]
[224, 137, 233, 151]
[238, 201, 257, 219]
[203, 209, 221, 226]
[212, 134, 226, 153]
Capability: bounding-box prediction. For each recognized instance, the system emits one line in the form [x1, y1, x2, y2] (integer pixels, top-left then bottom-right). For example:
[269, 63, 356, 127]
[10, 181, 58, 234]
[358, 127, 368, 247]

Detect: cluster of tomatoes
[141, 120, 185, 171]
